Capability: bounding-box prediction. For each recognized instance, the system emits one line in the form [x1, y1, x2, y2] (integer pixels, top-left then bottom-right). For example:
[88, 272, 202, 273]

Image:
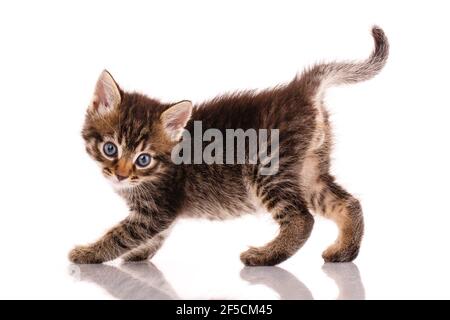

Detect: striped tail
[298, 26, 389, 104]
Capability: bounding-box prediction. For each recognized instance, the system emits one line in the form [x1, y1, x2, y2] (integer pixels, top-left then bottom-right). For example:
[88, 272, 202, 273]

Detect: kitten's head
[82, 70, 192, 190]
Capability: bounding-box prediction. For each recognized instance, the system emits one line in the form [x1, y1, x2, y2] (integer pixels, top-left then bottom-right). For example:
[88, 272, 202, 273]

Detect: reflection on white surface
[70, 262, 364, 300]
[240, 266, 313, 300]
[70, 262, 179, 299]
[322, 263, 365, 300]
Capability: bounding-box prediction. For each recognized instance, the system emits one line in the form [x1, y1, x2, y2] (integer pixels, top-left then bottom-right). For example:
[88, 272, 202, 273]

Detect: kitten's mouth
[109, 179, 136, 190]
[102, 171, 138, 190]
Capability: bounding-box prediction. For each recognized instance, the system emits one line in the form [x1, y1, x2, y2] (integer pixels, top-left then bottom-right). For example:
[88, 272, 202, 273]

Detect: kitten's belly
[184, 191, 258, 220]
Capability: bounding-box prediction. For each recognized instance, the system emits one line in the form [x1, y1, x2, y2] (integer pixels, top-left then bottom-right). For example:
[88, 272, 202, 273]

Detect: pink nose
[116, 174, 128, 181]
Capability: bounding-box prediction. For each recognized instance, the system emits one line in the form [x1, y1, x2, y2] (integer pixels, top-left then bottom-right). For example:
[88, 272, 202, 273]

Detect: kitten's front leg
[69, 245, 103, 264]
[69, 215, 171, 264]
[122, 230, 170, 262]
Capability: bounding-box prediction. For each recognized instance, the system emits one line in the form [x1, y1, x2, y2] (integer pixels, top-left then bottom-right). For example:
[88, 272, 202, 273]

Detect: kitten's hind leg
[122, 232, 168, 262]
[309, 174, 364, 262]
[241, 175, 314, 266]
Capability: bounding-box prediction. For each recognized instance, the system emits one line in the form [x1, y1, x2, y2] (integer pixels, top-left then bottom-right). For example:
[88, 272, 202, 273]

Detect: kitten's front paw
[241, 247, 262, 266]
[122, 252, 150, 262]
[69, 246, 103, 264]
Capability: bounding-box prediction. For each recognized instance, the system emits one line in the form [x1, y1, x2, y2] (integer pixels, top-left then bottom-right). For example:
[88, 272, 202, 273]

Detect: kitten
[69, 27, 388, 266]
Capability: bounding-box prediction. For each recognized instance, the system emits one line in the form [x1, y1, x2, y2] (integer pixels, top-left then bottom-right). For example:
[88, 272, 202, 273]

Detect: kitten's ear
[89, 70, 121, 113]
[160, 100, 193, 141]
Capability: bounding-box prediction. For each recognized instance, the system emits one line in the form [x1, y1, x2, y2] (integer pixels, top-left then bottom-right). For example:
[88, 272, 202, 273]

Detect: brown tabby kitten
[69, 27, 388, 266]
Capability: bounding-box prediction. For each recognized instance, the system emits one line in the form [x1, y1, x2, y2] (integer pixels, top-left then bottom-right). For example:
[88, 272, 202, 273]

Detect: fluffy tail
[298, 26, 389, 104]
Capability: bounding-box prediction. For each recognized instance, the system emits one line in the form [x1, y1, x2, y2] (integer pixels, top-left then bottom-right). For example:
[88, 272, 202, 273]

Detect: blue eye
[136, 153, 151, 167]
[103, 142, 117, 157]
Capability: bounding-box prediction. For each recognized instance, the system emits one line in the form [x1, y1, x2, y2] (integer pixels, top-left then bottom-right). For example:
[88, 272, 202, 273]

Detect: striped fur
[69, 27, 388, 265]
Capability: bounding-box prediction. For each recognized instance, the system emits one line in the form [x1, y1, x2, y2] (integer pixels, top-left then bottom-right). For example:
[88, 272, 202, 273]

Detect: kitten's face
[83, 126, 162, 190]
[82, 70, 192, 191]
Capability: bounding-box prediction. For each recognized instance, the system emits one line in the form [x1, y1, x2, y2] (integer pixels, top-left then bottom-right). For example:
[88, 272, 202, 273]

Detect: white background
[0, 0, 449, 299]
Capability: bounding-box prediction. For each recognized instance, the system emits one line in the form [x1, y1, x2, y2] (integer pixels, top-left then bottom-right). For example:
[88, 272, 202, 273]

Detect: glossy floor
[2, 214, 450, 299]
[69, 261, 364, 300]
